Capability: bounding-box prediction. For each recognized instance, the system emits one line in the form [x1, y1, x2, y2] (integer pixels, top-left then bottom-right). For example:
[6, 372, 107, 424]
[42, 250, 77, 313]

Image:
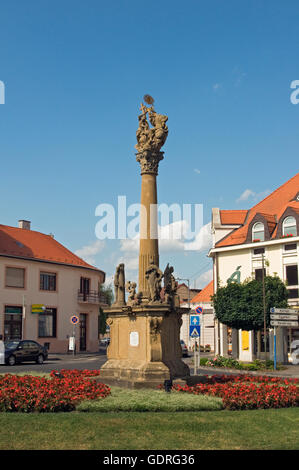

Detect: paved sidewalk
[194, 364, 299, 379]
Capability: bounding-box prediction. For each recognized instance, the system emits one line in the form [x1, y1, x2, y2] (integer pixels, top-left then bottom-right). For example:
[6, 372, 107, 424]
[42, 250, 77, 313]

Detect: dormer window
[252, 222, 265, 242]
[282, 216, 297, 237]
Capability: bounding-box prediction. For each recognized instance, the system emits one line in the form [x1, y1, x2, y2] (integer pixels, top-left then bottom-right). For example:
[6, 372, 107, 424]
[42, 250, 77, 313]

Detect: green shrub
[200, 355, 284, 371]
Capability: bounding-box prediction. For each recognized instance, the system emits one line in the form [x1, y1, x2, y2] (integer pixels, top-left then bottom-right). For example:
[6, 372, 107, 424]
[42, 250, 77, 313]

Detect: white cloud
[184, 222, 213, 252]
[236, 189, 255, 203]
[120, 236, 139, 253]
[194, 269, 213, 289]
[213, 83, 221, 91]
[236, 188, 271, 204]
[116, 220, 213, 284]
[75, 240, 105, 265]
[119, 220, 212, 254]
[194, 168, 201, 175]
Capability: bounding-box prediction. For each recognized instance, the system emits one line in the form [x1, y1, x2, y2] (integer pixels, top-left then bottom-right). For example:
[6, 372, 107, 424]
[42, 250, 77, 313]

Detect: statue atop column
[135, 95, 168, 175]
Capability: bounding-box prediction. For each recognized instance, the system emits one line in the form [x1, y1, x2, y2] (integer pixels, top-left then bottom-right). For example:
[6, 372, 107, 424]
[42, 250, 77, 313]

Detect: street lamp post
[261, 253, 267, 363]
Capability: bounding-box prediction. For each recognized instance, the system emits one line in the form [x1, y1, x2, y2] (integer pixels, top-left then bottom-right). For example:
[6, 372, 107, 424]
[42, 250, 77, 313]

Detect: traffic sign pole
[274, 326, 277, 370]
[70, 316, 80, 356]
[270, 308, 299, 366]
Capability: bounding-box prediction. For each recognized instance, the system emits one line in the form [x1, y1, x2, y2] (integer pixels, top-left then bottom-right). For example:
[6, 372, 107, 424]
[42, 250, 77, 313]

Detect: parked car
[4, 340, 48, 366]
[100, 338, 110, 347]
[180, 340, 188, 357]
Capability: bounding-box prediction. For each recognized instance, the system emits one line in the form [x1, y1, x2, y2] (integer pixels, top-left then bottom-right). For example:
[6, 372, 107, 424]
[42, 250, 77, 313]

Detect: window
[282, 216, 297, 237]
[255, 268, 266, 282]
[253, 247, 265, 255]
[286, 265, 299, 299]
[40, 272, 56, 291]
[5, 267, 25, 288]
[80, 277, 90, 293]
[4, 306, 23, 341]
[284, 243, 297, 252]
[38, 308, 57, 338]
[252, 222, 265, 242]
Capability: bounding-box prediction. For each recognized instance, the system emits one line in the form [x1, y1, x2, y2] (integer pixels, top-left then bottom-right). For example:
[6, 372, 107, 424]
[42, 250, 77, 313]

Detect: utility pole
[261, 253, 267, 362]
[22, 295, 26, 340]
[176, 277, 191, 346]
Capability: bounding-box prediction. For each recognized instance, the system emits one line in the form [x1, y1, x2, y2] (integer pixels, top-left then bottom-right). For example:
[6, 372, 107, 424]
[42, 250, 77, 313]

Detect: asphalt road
[1, 351, 298, 378]
[1, 351, 108, 374]
[1, 351, 216, 377]
[0, 350, 196, 375]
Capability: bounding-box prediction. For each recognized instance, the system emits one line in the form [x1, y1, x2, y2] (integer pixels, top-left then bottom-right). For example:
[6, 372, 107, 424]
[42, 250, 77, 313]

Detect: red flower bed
[173, 375, 299, 410]
[0, 370, 110, 412]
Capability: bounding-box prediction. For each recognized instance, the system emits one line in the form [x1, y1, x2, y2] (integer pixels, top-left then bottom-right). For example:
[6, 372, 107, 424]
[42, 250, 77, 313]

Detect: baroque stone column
[136, 150, 163, 298]
[100, 96, 190, 388]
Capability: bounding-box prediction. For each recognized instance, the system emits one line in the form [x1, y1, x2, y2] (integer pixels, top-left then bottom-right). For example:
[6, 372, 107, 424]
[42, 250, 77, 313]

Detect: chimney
[18, 220, 31, 230]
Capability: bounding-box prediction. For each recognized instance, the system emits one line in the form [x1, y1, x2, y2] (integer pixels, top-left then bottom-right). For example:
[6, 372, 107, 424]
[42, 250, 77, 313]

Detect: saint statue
[113, 263, 126, 305]
[145, 260, 163, 303]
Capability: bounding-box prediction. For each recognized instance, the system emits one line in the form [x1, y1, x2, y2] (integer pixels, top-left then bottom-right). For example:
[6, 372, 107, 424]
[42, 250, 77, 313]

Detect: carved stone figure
[135, 96, 168, 155]
[125, 281, 142, 306]
[163, 263, 177, 304]
[113, 263, 125, 306]
[150, 317, 162, 336]
[145, 260, 163, 303]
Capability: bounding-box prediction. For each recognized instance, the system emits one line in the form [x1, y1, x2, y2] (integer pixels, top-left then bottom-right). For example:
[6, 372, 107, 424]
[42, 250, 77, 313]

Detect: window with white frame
[282, 216, 297, 237]
[252, 222, 265, 242]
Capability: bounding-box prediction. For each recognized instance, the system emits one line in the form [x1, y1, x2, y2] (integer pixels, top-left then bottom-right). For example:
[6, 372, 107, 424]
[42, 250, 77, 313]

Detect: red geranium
[171, 374, 299, 410]
[0, 369, 110, 412]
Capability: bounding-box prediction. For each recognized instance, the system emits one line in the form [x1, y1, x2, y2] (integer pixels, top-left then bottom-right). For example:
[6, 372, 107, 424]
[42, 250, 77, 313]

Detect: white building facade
[209, 173, 299, 363]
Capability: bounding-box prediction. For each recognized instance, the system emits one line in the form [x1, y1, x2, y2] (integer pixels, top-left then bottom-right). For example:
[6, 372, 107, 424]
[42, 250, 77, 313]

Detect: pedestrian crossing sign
[189, 325, 200, 337]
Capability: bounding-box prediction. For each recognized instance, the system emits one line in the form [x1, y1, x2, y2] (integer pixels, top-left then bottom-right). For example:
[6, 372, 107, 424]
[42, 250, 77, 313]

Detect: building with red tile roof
[191, 280, 213, 303]
[209, 172, 299, 363]
[0, 222, 105, 273]
[215, 172, 299, 248]
[0, 220, 107, 353]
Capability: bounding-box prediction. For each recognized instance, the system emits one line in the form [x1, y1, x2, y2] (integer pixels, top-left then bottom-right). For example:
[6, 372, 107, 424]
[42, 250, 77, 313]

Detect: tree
[98, 284, 114, 336]
[212, 275, 289, 331]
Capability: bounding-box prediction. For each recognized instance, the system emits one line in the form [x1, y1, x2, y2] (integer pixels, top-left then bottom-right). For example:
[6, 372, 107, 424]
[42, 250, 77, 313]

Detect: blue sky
[0, 0, 299, 288]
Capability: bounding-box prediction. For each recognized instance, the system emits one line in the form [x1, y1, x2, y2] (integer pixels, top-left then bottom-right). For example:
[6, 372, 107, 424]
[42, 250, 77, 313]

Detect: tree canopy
[98, 284, 114, 335]
[212, 276, 289, 331]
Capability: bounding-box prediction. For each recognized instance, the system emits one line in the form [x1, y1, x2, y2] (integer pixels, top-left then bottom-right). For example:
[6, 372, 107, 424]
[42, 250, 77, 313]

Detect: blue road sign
[189, 325, 200, 337]
[190, 315, 200, 326]
[195, 306, 203, 314]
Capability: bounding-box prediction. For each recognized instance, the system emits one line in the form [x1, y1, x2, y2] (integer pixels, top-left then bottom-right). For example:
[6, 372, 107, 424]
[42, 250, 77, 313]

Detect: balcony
[78, 290, 109, 305]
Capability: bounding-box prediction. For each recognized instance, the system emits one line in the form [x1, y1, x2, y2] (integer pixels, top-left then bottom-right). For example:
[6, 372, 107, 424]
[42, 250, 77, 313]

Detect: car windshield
[5, 341, 20, 349]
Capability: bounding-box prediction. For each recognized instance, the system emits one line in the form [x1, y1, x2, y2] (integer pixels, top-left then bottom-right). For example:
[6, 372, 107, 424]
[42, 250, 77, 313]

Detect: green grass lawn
[77, 386, 223, 412]
[0, 408, 298, 450]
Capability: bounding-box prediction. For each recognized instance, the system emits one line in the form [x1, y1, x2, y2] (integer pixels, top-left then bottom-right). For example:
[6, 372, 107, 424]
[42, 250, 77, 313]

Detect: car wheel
[36, 354, 44, 364]
[7, 355, 16, 366]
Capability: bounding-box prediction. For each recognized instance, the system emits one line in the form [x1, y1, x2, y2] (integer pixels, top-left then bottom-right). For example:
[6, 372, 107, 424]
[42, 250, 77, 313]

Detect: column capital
[136, 150, 164, 176]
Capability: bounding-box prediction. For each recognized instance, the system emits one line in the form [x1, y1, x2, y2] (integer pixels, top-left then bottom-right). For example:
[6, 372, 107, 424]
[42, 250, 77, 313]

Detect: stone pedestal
[100, 303, 190, 388]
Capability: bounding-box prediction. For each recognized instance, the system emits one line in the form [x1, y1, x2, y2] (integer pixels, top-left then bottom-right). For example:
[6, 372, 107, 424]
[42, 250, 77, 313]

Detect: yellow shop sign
[31, 304, 46, 314]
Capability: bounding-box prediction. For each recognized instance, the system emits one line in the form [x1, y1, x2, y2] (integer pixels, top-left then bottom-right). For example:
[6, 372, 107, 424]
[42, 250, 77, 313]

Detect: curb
[194, 365, 299, 379]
